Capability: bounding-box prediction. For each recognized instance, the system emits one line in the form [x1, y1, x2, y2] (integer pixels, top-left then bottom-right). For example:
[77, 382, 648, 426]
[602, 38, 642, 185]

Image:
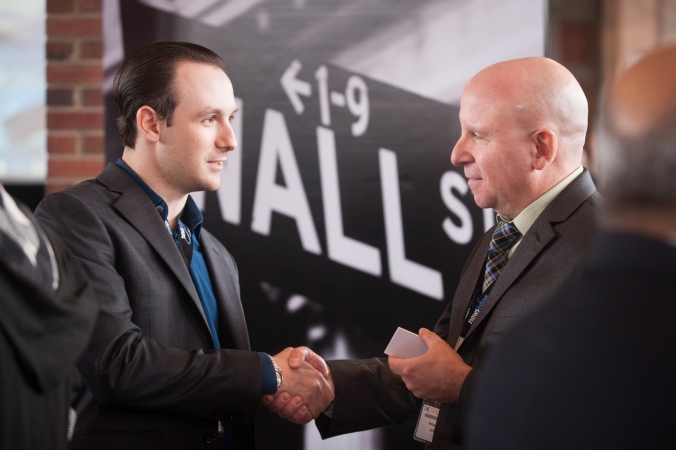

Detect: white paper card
[384, 327, 428, 358]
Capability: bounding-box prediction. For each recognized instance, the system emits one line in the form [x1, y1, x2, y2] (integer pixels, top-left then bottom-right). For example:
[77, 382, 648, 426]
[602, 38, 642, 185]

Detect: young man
[36, 42, 333, 450]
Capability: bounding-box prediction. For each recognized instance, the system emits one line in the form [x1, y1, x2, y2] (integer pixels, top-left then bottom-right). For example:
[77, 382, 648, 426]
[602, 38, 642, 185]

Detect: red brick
[47, 64, 102, 83]
[47, 0, 75, 13]
[80, 40, 102, 59]
[83, 135, 104, 154]
[48, 135, 77, 154]
[82, 88, 103, 106]
[561, 21, 598, 65]
[47, 41, 74, 61]
[79, 0, 102, 12]
[47, 17, 101, 37]
[48, 158, 104, 178]
[47, 88, 74, 106]
[48, 111, 104, 130]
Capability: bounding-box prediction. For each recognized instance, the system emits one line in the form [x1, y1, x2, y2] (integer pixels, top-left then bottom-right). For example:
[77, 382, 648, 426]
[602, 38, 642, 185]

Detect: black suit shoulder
[468, 233, 676, 450]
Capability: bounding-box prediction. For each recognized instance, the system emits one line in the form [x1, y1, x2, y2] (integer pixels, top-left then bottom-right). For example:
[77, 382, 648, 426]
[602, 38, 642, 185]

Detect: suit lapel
[97, 165, 210, 329]
[457, 170, 597, 345]
[447, 231, 492, 344]
[463, 220, 556, 338]
[200, 231, 251, 351]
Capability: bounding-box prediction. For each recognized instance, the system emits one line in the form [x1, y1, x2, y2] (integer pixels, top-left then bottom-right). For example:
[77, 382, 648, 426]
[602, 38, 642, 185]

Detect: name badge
[414, 401, 440, 444]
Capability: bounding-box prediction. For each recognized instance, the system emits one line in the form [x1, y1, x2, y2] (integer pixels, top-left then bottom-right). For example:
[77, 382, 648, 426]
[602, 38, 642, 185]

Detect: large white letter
[251, 109, 322, 255]
[440, 171, 473, 245]
[379, 149, 443, 300]
[317, 126, 381, 276]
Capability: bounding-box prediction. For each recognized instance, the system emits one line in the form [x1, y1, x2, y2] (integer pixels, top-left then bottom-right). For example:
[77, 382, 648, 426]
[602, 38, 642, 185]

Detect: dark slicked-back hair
[113, 41, 224, 148]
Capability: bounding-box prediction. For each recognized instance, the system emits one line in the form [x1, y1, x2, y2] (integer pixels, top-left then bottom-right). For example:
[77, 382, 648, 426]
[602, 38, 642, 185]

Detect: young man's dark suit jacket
[315, 169, 602, 449]
[36, 164, 262, 450]
[467, 232, 676, 449]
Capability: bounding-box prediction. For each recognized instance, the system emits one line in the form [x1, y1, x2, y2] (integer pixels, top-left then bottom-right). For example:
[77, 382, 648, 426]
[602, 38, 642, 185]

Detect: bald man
[466, 46, 676, 450]
[264, 57, 602, 448]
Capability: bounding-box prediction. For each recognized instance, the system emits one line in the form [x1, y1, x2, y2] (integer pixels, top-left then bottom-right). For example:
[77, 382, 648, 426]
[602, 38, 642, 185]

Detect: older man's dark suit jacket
[467, 232, 676, 449]
[36, 164, 262, 450]
[315, 170, 602, 449]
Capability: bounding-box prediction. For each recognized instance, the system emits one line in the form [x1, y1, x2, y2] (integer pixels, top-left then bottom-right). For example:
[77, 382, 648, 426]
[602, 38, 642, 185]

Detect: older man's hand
[261, 347, 334, 425]
[388, 328, 472, 404]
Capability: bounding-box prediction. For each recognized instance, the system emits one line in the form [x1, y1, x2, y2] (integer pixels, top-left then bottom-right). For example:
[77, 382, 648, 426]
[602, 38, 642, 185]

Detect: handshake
[261, 347, 334, 425]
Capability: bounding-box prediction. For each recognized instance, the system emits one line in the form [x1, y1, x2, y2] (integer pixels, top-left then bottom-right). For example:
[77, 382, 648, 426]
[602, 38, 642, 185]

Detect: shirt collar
[116, 158, 203, 238]
[497, 165, 584, 236]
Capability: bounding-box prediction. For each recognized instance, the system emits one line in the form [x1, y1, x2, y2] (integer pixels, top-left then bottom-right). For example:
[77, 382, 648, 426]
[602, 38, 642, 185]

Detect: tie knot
[482, 220, 522, 293]
[489, 220, 521, 254]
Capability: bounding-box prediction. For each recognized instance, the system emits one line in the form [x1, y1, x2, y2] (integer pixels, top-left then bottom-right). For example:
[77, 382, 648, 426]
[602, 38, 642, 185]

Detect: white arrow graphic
[281, 60, 312, 114]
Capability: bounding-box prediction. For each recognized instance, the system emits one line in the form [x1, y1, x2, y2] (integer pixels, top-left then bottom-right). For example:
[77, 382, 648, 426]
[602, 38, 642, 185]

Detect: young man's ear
[136, 106, 161, 143]
[531, 129, 557, 170]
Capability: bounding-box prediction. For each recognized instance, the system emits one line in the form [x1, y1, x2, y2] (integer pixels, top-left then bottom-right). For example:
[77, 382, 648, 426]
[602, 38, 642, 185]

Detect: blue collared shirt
[116, 159, 277, 395]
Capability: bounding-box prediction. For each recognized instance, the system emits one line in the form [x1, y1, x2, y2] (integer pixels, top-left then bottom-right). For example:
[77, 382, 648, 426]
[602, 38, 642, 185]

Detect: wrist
[269, 355, 283, 392]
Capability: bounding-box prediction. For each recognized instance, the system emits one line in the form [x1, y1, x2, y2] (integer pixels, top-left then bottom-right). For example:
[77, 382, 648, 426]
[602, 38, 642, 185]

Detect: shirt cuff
[259, 352, 278, 395]
[322, 402, 334, 418]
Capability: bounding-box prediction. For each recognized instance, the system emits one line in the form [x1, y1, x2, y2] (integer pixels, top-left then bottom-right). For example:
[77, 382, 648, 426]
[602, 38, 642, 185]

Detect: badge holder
[414, 401, 440, 444]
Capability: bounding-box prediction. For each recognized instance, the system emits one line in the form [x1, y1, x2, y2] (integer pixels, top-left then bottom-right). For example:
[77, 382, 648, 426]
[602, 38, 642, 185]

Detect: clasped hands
[261, 347, 335, 424]
[262, 329, 472, 424]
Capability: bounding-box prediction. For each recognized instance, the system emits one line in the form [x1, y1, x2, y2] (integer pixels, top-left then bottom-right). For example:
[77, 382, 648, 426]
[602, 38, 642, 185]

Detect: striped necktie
[482, 220, 521, 292]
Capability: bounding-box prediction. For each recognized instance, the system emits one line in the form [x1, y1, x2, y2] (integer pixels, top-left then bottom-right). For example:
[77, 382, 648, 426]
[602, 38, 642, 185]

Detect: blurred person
[35, 41, 333, 450]
[465, 44, 676, 450]
[0, 183, 98, 450]
[265, 57, 602, 448]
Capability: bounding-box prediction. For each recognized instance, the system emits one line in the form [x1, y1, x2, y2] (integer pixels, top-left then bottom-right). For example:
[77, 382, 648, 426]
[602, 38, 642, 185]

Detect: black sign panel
[109, 2, 494, 448]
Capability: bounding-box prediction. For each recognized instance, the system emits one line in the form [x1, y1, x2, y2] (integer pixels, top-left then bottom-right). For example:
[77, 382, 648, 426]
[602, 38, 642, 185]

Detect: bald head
[607, 47, 676, 137]
[468, 57, 588, 164]
[451, 57, 588, 217]
[596, 45, 676, 225]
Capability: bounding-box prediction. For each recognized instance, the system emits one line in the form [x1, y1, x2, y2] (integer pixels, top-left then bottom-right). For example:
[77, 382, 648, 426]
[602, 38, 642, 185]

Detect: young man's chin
[186, 179, 220, 194]
[203, 180, 221, 193]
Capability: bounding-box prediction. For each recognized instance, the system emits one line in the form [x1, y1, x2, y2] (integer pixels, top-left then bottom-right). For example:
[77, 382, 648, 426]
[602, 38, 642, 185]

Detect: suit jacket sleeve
[315, 357, 421, 438]
[36, 190, 263, 424]
[314, 240, 482, 439]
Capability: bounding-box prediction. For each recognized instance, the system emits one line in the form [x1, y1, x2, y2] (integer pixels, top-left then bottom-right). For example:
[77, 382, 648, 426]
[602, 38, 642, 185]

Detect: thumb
[288, 346, 310, 369]
[304, 350, 331, 380]
[418, 328, 438, 347]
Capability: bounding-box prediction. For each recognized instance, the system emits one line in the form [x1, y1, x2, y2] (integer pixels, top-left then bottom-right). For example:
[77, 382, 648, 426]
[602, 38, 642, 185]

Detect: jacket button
[205, 433, 217, 444]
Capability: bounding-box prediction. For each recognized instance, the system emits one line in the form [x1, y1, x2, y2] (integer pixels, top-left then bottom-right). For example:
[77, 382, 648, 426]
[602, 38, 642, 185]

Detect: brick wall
[46, 0, 104, 194]
[602, 0, 676, 82]
[548, 0, 602, 165]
